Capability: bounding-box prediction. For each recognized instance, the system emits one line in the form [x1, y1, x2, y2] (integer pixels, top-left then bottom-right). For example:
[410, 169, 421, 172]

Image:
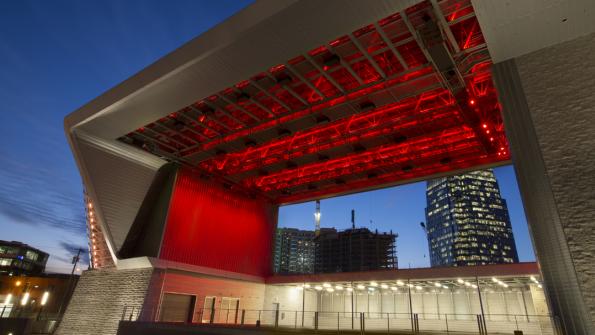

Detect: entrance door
[202, 296, 216, 323]
[220, 297, 240, 324]
[159, 293, 196, 323]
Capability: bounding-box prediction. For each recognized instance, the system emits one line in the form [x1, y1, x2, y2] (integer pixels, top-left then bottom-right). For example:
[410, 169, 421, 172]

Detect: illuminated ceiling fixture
[396, 280, 405, 286]
[370, 281, 378, 287]
[357, 284, 365, 290]
[381, 284, 389, 289]
[322, 282, 331, 288]
[121, 1, 506, 205]
[335, 285, 344, 290]
[346, 287, 353, 292]
[457, 278, 464, 284]
[20, 292, 30, 306]
[390, 287, 398, 291]
[40, 292, 50, 306]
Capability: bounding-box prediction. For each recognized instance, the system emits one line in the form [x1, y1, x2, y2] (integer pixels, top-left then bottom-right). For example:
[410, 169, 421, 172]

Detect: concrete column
[493, 32, 595, 335]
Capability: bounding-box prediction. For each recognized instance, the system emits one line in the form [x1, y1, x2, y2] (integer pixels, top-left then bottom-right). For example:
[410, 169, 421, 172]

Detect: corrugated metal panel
[77, 138, 160, 252]
[159, 168, 278, 278]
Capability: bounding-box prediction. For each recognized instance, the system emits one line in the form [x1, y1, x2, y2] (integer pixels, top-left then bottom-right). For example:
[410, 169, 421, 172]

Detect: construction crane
[314, 200, 321, 236]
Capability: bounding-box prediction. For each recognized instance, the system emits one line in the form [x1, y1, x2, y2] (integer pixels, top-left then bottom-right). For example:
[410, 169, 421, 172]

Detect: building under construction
[314, 211, 397, 273]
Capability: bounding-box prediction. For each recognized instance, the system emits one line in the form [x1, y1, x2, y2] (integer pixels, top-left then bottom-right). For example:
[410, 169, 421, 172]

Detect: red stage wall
[159, 168, 277, 278]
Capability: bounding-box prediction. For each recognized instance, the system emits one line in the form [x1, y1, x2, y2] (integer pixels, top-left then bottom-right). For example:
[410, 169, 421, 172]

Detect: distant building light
[15, 281, 21, 287]
[396, 280, 405, 286]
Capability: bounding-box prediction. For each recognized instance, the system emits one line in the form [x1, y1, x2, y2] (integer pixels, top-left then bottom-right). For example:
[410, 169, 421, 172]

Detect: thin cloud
[0, 156, 86, 234]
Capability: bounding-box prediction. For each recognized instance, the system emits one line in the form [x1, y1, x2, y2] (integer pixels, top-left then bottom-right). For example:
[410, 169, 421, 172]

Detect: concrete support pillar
[493, 32, 595, 335]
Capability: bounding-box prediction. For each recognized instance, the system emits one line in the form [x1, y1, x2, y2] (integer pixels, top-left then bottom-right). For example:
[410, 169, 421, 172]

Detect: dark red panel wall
[159, 168, 277, 278]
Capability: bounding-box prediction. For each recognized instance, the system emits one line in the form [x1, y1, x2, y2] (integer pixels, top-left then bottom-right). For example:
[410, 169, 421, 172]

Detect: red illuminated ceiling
[119, 0, 510, 204]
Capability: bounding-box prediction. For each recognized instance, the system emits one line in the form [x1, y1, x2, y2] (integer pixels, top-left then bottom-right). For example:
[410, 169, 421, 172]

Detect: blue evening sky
[0, 1, 534, 273]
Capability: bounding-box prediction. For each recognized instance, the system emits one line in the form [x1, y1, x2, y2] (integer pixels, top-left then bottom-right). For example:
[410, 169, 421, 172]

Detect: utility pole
[57, 248, 82, 315]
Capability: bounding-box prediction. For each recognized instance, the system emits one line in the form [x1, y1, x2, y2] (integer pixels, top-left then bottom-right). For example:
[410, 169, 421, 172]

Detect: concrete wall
[494, 32, 595, 335]
[56, 267, 154, 335]
[267, 285, 540, 318]
[158, 270, 266, 323]
[262, 284, 552, 334]
[515, 32, 595, 324]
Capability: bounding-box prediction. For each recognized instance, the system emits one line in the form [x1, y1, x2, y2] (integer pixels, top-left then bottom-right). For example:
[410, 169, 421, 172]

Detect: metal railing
[121, 305, 562, 335]
[0, 307, 61, 335]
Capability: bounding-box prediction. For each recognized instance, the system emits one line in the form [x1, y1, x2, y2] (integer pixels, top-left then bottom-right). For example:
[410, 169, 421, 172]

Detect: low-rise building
[0, 240, 49, 276]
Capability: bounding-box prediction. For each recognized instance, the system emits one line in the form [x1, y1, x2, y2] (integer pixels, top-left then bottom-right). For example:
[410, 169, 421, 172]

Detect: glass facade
[425, 169, 519, 267]
[273, 228, 315, 274]
[0, 240, 49, 275]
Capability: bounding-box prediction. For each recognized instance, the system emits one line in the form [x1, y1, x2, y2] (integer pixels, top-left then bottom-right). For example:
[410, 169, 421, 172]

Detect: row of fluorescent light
[530, 276, 543, 289]
[2, 291, 50, 306]
[491, 277, 509, 288]
[457, 278, 478, 289]
[297, 276, 543, 292]
[297, 280, 451, 292]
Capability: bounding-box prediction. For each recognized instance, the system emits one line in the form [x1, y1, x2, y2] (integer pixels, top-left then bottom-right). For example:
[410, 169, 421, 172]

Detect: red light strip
[251, 127, 477, 191]
[200, 89, 454, 174]
[278, 148, 506, 204]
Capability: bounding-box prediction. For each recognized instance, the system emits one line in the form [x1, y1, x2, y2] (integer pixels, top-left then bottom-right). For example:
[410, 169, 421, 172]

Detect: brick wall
[55, 267, 154, 335]
[515, 32, 595, 325]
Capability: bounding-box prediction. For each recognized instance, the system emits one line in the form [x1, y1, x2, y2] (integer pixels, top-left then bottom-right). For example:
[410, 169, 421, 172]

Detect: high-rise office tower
[273, 228, 315, 274]
[424, 169, 519, 267]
